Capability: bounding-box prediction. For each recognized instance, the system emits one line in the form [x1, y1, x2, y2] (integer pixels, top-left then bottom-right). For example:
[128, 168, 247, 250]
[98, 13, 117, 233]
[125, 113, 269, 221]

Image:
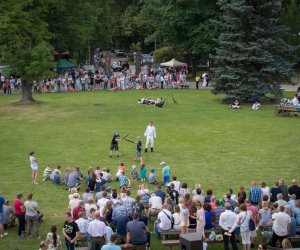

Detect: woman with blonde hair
[100, 200, 113, 224]
[282, 238, 292, 249]
[195, 200, 205, 239]
[85, 197, 97, 218]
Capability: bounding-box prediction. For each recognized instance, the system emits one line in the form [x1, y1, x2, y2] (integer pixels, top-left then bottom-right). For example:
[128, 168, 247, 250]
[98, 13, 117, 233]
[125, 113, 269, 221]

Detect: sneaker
[3, 232, 8, 236]
[37, 236, 41, 240]
[27, 236, 32, 240]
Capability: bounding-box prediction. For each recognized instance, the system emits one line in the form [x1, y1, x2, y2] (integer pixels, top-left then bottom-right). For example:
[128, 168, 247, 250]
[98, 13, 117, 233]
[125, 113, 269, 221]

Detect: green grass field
[0, 89, 299, 250]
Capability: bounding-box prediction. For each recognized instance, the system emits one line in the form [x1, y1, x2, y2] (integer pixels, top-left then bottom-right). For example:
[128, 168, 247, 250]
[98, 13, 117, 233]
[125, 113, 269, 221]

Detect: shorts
[180, 221, 189, 227]
[136, 151, 141, 157]
[163, 175, 170, 184]
[241, 230, 251, 245]
[31, 166, 38, 171]
[0, 212, 4, 224]
[110, 143, 118, 151]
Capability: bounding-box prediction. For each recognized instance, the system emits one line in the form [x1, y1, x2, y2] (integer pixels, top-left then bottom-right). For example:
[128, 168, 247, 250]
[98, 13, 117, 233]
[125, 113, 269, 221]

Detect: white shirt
[85, 204, 97, 218]
[69, 199, 82, 215]
[261, 187, 270, 201]
[30, 156, 37, 168]
[172, 181, 181, 192]
[173, 212, 182, 230]
[88, 219, 106, 237]
[97, 198, 109, 210]
[144, 125, 156, 137]
[272, 212, 291, 236]
[149, 196, 162, 210]
[158, 209, 173, 230]
[75, 218, 89, 233]
[237, 211, 251, 232]
[219, 210, 237, 232]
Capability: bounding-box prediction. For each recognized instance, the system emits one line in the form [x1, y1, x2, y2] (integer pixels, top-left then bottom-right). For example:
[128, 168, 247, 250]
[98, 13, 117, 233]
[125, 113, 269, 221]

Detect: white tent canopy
[160, 58, 187, 67]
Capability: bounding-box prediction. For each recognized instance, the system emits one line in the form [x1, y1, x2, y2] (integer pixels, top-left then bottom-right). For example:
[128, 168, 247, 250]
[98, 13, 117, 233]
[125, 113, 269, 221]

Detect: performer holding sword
[144, 121, 156, 152]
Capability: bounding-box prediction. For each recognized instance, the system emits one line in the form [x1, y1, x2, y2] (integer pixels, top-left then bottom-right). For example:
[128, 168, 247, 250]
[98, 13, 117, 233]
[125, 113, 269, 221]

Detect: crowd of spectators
[1, 163, 300, 250]
[0, 66, 189, 95]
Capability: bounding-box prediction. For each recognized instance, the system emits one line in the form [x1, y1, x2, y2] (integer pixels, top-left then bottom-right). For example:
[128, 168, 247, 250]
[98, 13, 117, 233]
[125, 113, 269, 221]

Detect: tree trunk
[20, 80, 35, 103]
[135, 53, 141, 77]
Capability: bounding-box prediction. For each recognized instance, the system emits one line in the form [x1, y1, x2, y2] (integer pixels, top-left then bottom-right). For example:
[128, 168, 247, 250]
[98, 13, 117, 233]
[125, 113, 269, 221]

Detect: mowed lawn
[0, 89, 299, 250]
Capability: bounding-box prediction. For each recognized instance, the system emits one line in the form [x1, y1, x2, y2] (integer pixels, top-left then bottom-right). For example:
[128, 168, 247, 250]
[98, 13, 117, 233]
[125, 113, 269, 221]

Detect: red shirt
[72, 206, 85, 221]
[14, 199, 25, 215]
[246, 204, 259, 222]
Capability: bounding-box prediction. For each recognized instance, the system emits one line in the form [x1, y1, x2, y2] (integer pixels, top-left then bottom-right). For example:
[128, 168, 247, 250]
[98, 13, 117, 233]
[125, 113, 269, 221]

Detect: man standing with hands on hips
[144, 122, 156, 152]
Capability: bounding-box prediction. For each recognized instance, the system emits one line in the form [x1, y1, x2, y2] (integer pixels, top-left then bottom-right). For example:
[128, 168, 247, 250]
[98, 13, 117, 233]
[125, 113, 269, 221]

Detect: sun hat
[160, 161, 166, 165]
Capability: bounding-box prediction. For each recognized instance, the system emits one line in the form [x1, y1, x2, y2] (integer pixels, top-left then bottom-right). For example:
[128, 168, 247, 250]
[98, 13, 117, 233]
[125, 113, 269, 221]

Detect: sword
[121, 134, 129, 141]
[124, 138, 136, 144]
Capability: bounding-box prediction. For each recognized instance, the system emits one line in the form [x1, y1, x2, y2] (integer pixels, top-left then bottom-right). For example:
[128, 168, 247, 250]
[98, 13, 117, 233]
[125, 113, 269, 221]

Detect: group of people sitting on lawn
[1, 161, 300, 250]
[230, 100, 261, 110]
[137, 97, 165, 108]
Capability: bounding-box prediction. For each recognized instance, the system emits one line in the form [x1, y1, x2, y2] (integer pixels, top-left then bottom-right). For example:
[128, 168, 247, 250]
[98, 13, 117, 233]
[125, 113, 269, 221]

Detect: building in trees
[212, 0, 295, 101]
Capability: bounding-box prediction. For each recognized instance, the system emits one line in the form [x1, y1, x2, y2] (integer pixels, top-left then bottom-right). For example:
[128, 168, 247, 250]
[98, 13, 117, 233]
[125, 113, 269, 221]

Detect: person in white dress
[29, 152, 39, 185]
[144, 122, 156, 152]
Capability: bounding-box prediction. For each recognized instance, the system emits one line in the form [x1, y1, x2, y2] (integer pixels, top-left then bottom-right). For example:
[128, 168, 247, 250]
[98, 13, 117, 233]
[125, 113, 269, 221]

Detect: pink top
[118, 166, 125, 172]
[14, 199, 25, 215]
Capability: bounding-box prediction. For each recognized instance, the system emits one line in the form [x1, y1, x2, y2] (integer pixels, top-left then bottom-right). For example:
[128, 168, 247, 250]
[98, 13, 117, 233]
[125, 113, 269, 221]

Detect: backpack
[249, 217, 256, 231]
[141, 194, 150, 205]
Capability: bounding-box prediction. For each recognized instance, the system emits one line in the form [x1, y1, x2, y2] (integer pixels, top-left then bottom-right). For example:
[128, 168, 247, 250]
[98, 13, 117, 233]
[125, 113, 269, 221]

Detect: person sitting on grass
[116, 163, 126, 181]
[130, 165, 138, 181]
[252, 100, 261, 110]
[118, 171, 131, 189]
[231, 99, 240, 109]
[43, 164, 52, 181]
[50, 165, 62, 185]
[149, 169, 157, 185]
[139, 163, 147, 182]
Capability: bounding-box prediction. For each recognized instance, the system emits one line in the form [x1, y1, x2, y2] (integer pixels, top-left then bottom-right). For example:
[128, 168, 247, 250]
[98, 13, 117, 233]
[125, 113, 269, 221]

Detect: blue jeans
[154, 220, 161, 239]
[65, 240, 75, 250]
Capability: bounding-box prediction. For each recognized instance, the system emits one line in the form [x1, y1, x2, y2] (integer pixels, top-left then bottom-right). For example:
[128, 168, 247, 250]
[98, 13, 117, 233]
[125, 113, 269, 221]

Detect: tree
[139, 0, 219, 73]
[281, 0, 300, 58]
[212, 0, 295, 101]
[0, 0, 54, 103]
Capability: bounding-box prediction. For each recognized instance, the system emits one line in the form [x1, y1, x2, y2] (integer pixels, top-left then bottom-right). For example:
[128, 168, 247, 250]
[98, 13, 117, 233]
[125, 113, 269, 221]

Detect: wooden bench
[159, 228, 196, 239]
[120, 243, 148, 250]
[159, 228, 221, 240]
[288, 234, 300, 242]
[275, 104, 300, 116]
[162, 239, 223, 250]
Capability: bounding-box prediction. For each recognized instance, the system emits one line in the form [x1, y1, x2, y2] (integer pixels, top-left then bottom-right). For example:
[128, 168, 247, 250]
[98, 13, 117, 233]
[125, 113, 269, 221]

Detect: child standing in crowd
[180, 200, 189, 234]
[140, 163, 147, 181]
[130, 165, 138, 181]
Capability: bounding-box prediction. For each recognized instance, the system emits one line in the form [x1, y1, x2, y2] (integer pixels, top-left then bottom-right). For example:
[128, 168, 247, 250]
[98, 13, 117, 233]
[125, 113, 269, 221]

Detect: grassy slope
[0, 89, 299, 250]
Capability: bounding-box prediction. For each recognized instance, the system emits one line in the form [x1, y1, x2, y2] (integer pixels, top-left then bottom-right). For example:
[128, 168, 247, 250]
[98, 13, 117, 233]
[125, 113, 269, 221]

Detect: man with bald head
[249, 181, 262, 206]
[288, 179, 300, 200]
[88, 211, 107, 250]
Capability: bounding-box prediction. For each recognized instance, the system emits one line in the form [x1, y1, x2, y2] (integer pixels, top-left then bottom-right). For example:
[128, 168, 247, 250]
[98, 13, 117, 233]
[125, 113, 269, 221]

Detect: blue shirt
[155, 190, 166, 204]
[101, 243, 121, 250]
[162, 166, 170, 176]
[126, 220, 147, 244]
[249, 186, 262, 203]
[114, 215, 129, 236]
[0, 196, 5, 213]
[118, 175, 128, 187]
[112, 206, 127, 220]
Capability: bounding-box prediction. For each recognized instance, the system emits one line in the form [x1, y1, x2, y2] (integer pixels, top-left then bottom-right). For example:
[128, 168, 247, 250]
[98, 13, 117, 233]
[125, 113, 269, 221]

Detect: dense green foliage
[212, 0, 295, 101]
[0, 0, 299, 102]
[0, 0, 54, 102]
[0, 90, 299, 249]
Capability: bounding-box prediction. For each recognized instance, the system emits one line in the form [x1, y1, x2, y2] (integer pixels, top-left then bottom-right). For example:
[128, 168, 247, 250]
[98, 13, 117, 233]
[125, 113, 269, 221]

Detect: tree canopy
[211, 0, 295, 101]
